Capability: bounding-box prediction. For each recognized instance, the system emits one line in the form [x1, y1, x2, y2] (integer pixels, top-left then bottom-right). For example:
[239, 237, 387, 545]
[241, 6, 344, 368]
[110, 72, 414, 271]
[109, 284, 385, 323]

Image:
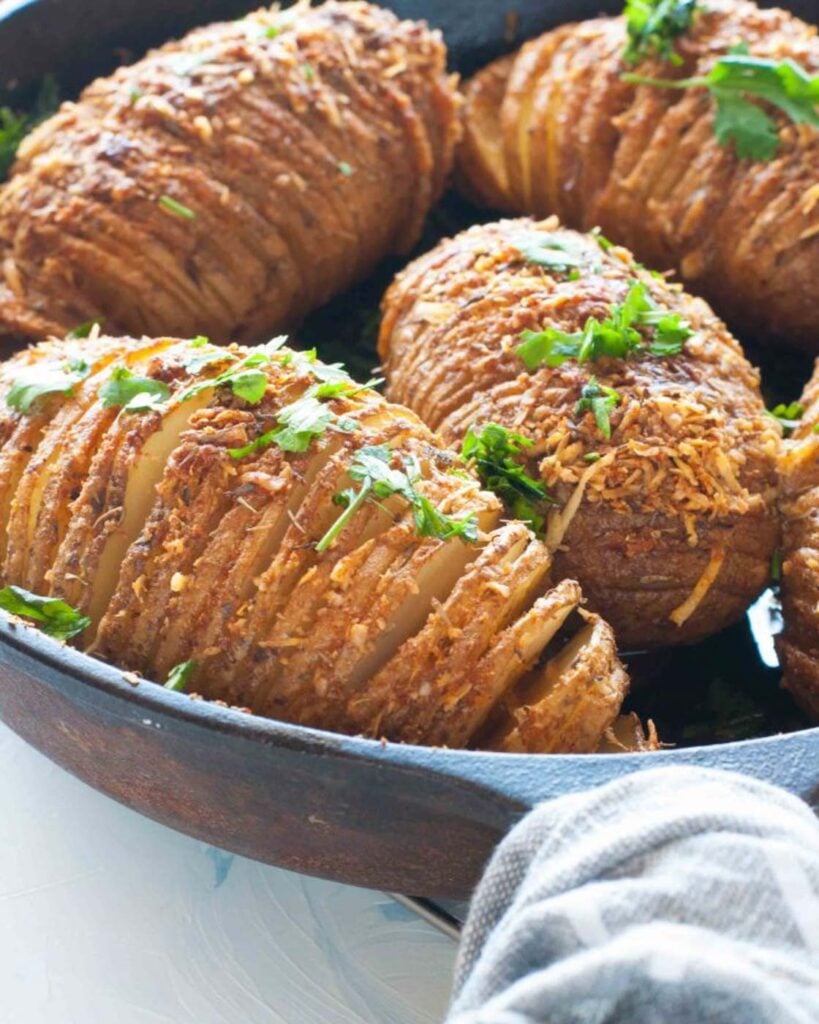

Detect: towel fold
[447, 766, 819, 1024]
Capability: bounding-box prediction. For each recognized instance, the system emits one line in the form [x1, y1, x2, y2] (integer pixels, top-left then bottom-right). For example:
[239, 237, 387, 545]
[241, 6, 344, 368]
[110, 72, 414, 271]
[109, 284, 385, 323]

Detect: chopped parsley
[228, 388, 358, 459]
[301, 62, 316, 81]
[623, 52, 819, 161]
[767, 400, 804, 436]
[337, 161, 353, 176]
[0, 585, 90, 640]
[512, 231, 587, 273]
[165, 660, 196, 692]
[623, 0, 698, 67]
[516, 280, 692, 369]
[158, 195, 196, 220]
[6, 357, 91, 413]
[461, 423, 553, 533]
[66, 318, 103, 339]
[99, 366, 171, 413]
[316, 445, 478, 553]
[575, 377, 622, 439]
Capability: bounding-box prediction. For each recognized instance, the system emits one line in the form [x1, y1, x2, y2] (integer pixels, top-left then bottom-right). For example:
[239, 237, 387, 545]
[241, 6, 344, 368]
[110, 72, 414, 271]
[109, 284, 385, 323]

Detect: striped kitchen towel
[447, 766, 819, 1024]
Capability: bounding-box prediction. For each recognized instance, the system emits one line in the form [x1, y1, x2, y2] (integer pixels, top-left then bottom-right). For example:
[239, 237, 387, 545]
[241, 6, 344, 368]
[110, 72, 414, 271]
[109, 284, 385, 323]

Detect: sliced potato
[488, 611, 629, 753]
[1, 332, 634, 753]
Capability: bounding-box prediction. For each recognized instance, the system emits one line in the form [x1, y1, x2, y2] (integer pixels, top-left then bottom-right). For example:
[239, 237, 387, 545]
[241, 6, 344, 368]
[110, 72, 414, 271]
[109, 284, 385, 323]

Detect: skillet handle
[381, 730, 819, 813]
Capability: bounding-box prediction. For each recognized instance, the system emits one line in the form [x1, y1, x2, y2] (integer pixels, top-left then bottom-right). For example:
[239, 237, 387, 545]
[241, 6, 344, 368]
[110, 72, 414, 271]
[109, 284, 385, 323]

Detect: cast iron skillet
[0, 0, 817, 900]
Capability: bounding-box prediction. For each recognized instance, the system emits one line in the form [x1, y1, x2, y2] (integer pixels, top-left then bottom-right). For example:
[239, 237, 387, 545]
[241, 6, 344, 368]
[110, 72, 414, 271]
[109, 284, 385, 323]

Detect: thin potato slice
[49, 340, 243, 635]
[3, 337, 175, 587]
[345, 522, 553, 743]
[258, 472, 500, 728]
[488, 612, 629, 753]
[598, 713, 660, 753]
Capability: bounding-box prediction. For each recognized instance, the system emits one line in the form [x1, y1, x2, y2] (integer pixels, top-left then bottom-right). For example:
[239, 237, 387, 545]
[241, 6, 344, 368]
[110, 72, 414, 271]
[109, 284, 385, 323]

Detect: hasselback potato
[0, 331, 632, 753]
[778, 367, 819, 720]
[0, 1, 458, 344]
[378, 217, 780, 649]
[456, 0, 819, 347]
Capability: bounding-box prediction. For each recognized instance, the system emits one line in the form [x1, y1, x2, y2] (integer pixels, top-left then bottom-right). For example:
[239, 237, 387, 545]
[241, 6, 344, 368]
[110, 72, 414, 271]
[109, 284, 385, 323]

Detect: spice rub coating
[378, 218, 780, 648]
[0, 1, 459, 343]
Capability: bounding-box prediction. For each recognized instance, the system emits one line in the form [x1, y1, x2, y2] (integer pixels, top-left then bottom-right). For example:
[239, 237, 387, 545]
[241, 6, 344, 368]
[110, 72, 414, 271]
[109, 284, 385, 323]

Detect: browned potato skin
[378, 218, 780, 649]
[457, 0, 819, 348]
[0, 2, 459, 344]
[778, 366, 819, 720]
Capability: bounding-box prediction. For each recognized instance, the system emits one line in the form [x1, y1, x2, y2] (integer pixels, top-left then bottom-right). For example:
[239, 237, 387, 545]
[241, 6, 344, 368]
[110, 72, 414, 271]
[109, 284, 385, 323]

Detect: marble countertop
[0, 721, 457, 1024]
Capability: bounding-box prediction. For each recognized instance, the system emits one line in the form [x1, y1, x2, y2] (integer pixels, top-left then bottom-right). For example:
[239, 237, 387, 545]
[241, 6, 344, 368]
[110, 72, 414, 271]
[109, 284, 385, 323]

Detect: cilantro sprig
[165, 660, 197, 692]
[575, 377, 622, 439]
[623, 0, 698, 67]
[767, 400, 804, 436]
[66, 318, 104, 340]
[99, 366, 171, 413]
[516, 280, 692, 370]
[461, 423, 554, 533]
[0, 585, 90, 641]
[228, 384, 362, 459]
[623, 53, 819, 160]
[6, 357, 91, 413]
[512, 232, 587, 275]
[316, 445, 478, 553]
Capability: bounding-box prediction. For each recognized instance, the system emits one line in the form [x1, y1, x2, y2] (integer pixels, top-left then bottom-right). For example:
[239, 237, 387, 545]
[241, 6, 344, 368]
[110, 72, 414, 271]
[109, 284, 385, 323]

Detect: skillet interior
[0, 0, 816, 898]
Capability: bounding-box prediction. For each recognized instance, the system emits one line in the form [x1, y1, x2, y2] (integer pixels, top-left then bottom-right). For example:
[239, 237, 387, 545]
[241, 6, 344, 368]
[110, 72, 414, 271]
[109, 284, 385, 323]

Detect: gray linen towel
[446, 766, 819, 1024]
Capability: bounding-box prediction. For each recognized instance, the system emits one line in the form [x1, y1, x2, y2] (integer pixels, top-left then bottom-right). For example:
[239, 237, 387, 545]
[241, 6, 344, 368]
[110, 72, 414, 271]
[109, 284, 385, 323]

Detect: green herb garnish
[337, 161, 353, 176]
[623, 53, 819, 161]
[316, 445, 478, 553]
[623, 0, 698, 66]
[0, 75, 59, 180]
[301, 63, 316, 81]
[158, 195, 196, 220]
[516, 280, 691, 369]
[575, 377, 622, 439]
[228, 389, 358, 459]
[165, 660, 197, 692]
[0, 585, 90, 640]
[99, 366, 171, 413]
[512, 232, 587, 273]
[767, 400, 804, 436]
[66, 318, 103, 339]
[461, 423, 553, 533]
[6, 357, 91, 413]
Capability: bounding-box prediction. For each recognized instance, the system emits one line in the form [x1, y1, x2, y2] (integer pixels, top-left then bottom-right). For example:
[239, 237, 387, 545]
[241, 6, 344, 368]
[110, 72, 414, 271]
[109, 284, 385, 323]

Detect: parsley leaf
[316, 445, 477, 553]
[767, 400, 804, 436]
[6, 357, 91, 413]
[516, 280, 692, 369]
[99, 366, 171, 413]
[512, 232, 587, 273]
[229, 391, 358, 458]
[461, 423, 554, 533]
[165, 660, 197, 692]
[66, 318, 103, 339]
[158, 195, 196, 220]
[623, 0, 698, 67]
[0, 585, 90, 640]
[623, 53, 819, 161]
[575, 377, 622, 439]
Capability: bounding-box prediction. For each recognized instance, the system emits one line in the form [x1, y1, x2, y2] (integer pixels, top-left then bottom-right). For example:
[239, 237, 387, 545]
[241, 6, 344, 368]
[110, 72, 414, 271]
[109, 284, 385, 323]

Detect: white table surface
[0, 720, 457, 1024]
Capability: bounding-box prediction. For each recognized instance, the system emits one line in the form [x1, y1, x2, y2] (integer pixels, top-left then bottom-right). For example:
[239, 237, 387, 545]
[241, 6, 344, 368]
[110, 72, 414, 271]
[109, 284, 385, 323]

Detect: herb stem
[315, 481, 371, 553]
